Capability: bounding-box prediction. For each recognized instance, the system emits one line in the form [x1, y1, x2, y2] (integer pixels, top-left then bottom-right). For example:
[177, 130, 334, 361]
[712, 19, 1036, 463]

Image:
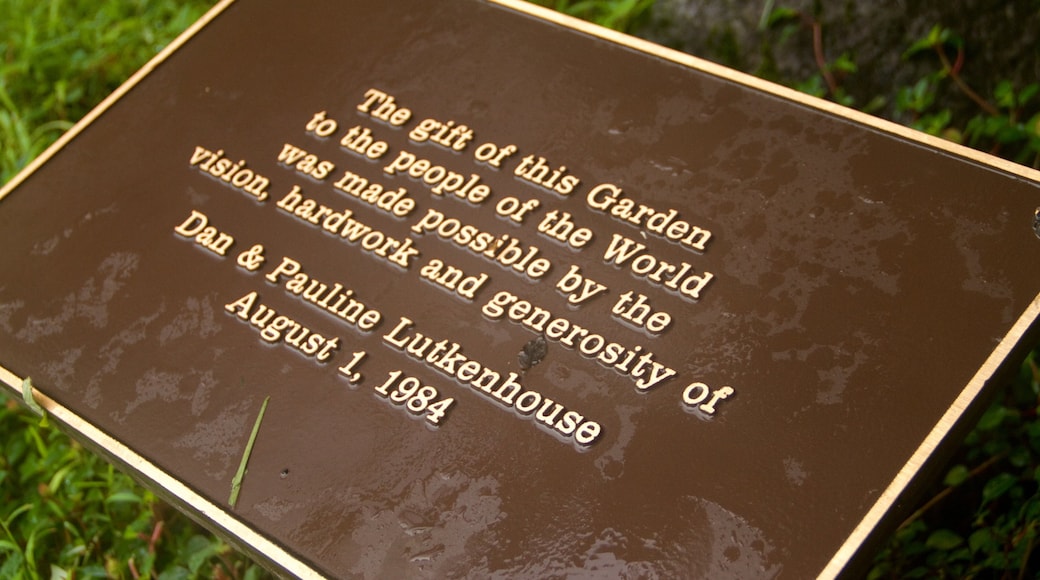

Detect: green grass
[1, 2, 271, 576]
[1, 0, 1038, 577]
[0, 399, 267, 579]
[0, 0, 208, 184]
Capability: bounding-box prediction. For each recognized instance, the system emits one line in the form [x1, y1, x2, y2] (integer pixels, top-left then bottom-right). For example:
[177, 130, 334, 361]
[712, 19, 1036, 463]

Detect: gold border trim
[2, 0, 1038, 576]
[484, 1, 1040, 577]
[0, 0, 238, 202]
[821, 292, 1040, 578]
[0, 365, 327, 580]
[0, 0, 323, 575]
[486, 0, 1040, 184]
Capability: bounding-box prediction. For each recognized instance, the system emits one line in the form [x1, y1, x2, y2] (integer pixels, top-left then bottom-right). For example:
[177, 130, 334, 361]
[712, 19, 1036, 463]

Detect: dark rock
[633, 0, 1040, 123]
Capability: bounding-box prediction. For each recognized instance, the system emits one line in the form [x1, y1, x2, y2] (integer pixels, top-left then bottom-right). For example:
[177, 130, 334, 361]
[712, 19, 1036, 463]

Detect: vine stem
[811, 20, 839, 97]
[935, 44, 1000, 117]
[148, 520, 164, 554]
[895, 451, 1008, 532]
[1017, 523, 1035, 580]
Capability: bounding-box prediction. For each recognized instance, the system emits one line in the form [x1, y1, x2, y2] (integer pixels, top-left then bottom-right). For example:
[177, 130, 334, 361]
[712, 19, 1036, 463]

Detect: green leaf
[104, 491, 142, 505]
[982, 472, 1018, 503]
[944, 464, 969, 486]
[3, 503, 33, 528]
[904, 565, 932, 578]
[157, 566, 190, 580]
[832, 53, 857, 74]
[76, 565, 108, 579]
[994, 80, 1016, 109]
[925, 529, 964, 550]
[903, 26, 941, 59]
[186, 534, 222, 573]
[1009, 444, 1032, 468]
[968, 528, 997, 554]
[976, 405, 1007, 431]
[0, 552, 25, 578]
[1018, 83, 1039, 107]
[767, 7, 800, 27]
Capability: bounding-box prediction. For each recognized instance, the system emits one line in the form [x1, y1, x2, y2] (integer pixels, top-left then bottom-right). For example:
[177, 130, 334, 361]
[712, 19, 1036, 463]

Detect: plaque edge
[819, 292, 1040, 579]
[483, 1, 1040, 574]
[0, 0, 1037, 576]
[0, 365, 329, 580]
[485, 0, 1040, 185]
[0, 0, 239, 202]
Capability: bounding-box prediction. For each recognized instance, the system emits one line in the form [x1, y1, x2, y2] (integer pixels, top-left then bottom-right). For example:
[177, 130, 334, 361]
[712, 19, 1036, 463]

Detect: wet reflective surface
[1, 0, 1039, 577]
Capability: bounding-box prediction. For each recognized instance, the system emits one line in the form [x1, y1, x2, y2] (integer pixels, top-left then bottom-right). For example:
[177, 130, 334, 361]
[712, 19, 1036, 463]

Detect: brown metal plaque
[2, 1, 1039, 577]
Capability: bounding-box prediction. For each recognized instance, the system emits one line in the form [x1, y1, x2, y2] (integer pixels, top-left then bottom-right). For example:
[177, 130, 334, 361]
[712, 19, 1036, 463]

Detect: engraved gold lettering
[305, 111, 338, 137]
[189, 146, 269, 200]
[495, 196, 541, 223]
[357, 88, 413, 126]
[536, 209, 593, 249]
[264, 256, 382, 331]
[382, 317, 602, 446]
[482, 290, 677, 391]
[275, 143, 335, 180]
[331, 170, 415, 217]
[587, 183, 712, 251]
[419, 259, 489, 300]
[410, 208, 551, 279]
[276, 186, 419, 268]
[383, 150, 491, 204]
[339, 125, 389, 159]
[611, 291, 673, 333]
[224, 291, 340, 362]
[554, 264, 608, 305]
[682, 383, 735, 415]
[409, 118, 475, 151]
[602, 234, 714, 301]
[473, 142, 518, 168]
[173, 210, 235, 256]
[514, 154, 580, 195]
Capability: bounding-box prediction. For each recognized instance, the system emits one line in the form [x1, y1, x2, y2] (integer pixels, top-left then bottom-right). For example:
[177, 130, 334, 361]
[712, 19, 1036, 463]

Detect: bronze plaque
[2, 1, 1039, 577]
